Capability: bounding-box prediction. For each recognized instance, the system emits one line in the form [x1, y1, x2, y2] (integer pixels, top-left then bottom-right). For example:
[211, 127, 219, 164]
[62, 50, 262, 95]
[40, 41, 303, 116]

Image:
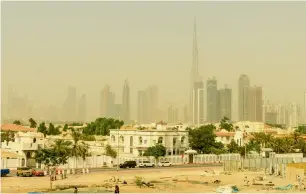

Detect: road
[7, 163, 223, 177]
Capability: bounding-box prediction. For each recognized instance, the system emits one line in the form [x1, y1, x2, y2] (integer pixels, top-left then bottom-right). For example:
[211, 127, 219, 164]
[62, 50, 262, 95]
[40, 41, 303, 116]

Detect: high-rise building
[100, 85, 115, 118]
[218, 85, 232, 120]
[137, 90, 148, 124]
[63, 86, 77, 122]
[276, 104, 287, 125]
[288, 103, 300, 128]
[192, 79, 204, 125]
[146, 85, 159, 122]
[238, 74, 250, 121]
[77, 94, 87, 122]
[189, 18, 199, 123]
[122, 79, 130, 123]
[248, 86, 263, 122]
[207, 77, 218, 123]
[167, 105, 179, 124]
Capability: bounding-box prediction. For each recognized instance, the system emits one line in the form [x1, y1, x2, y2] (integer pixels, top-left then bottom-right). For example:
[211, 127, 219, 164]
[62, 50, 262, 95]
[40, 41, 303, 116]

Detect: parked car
[119, 161, 137, 168]
[32, 168, 44, 176]
[1, 169, 10, 177]
[17, 167, 32, 177]
[158, 161, 172, 167]
[138, 161, 155, 168]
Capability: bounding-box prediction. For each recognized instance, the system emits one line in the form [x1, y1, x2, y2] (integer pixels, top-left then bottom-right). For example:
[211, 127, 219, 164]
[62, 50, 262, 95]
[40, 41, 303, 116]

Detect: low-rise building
[215, 130, 245, 146]
[109, 124, 189, 157]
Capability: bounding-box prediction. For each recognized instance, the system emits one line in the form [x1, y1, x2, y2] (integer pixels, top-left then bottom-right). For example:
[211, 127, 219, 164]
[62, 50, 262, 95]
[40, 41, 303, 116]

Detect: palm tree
[70, 129, 90, 173]
[291, 131, 302, 144]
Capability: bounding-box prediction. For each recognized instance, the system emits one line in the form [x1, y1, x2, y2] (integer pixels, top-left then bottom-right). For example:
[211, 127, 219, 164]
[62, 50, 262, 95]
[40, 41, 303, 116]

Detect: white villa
[109, 123, 189, 157]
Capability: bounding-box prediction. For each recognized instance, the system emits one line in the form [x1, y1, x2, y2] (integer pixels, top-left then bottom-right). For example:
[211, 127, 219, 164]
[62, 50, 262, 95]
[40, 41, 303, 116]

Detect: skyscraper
[167, 105, 179, 124]
[77, 94, 87, 122]
[137, 90, 148, 124]
[207, 77, 218, 123]
[122, 79, 130, 123]
[248, 86, 263, 122]
[238, 74, 250, 121]
[146, 85, 159, 122]
[276, 104, 287, 125]
[192, 79, 204, 125]
[100, 85, 115, 118]
[218, 85, 232, 120]
[288, 103, 300, 128]
[190, 18, 199, 123]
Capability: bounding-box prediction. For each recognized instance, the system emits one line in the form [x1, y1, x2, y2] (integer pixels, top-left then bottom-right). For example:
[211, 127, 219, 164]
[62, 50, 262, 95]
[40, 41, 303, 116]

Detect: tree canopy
[13, 120, 22, 125]
[37, 122, 61, 137]
[105, 144, 117, 158]
[1, 130, 15, 142]
[219, 117, 234, 132]
[143, 143, 166, 160]
[29, 118, 37, 128]
[83, 117, 124, 136]
[188, 124, 225, 154]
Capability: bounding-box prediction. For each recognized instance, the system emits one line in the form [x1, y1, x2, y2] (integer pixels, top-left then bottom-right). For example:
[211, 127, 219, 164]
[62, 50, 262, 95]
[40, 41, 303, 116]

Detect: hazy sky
[2, 1, 306, 120]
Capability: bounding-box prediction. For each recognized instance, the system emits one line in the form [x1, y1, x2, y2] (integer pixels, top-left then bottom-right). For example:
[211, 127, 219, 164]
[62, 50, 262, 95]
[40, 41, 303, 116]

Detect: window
[130, 148, 133, 154]
[119, 136, 124, 143]
[111, 135, 115, 143]
[181, 136, 185, 144]
[173, 138, 177, 146]
[130, 136, 133, 146]
[144, 140, 147, 144]
[139, 136, 143, 144]
[158, 137, 163, 144]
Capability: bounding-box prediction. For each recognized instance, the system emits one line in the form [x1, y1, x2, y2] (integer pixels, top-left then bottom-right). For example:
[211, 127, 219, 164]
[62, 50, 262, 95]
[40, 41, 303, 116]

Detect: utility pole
[117, 117, 120, 172]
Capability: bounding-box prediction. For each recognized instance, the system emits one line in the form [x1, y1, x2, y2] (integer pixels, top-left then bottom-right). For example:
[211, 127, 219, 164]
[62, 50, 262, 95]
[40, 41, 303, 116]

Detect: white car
[158, 161, 172, 167]
[138, 161, 155, 168]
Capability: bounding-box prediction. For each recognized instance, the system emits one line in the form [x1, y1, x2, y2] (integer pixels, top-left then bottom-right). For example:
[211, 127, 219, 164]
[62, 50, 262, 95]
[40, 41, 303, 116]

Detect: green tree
[48, 123, 61, 135]
[296, 125, 306, 134]
[227, 140, 240, 153]
[105, 144, 117, 159]
[83, 118, 124, 136]
[219, 117, 234, 132]
[13, 120, 22, 125]
[81, 134, 96, 141]
[29, 118, 37, 128]
[1, 130, 15, 142]
[143, 143, 166, 163]
[70, 129, 90, 170]
[188, 124, 224, 154]
[38, 122, 48, 137]
[62, 124, 68, 132]
[35, 141, 71, 190]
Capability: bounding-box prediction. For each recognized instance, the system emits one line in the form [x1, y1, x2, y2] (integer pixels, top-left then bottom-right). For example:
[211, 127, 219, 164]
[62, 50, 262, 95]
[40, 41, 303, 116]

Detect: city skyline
[2, 1, 306, 122]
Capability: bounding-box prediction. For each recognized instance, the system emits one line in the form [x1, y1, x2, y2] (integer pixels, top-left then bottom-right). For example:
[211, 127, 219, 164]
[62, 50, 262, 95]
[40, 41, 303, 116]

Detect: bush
[134, 176, 144, 187]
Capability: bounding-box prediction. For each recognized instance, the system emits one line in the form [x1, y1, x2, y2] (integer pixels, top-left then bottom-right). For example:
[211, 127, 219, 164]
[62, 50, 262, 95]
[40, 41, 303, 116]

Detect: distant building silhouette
[218, 85, 232, 121]
[248, 85, 263, 122]
[100, 85, 115, 118]
[192, 79, 204, 125]
[63, 86, 77, 122]
[238, 74, 250, 121]
[207, 77, 218, 123]
[189, 18, 199, 123]
[77, 94, 87, 122]
[122, 79, 130, 124]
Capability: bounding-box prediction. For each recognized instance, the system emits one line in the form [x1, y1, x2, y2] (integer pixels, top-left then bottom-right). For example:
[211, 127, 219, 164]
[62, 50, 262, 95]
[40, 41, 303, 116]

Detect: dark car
[119, 161, 137, 168]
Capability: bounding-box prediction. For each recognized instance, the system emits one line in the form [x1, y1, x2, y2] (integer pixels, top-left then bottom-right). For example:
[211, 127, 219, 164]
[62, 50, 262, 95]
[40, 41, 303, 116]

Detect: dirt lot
[1, 166, 304, 193]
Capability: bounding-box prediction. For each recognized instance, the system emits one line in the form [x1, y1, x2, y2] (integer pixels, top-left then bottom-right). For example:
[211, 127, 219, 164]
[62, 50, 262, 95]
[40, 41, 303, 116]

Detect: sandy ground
[1, 166, 304, 193]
